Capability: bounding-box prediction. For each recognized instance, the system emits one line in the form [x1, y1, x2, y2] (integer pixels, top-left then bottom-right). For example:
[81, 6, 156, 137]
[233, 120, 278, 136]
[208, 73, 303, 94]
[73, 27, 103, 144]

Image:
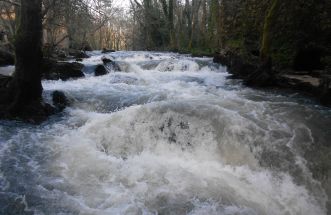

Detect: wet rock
[319, 75, 331, 106]
[42, 59, 85, 81]
[101, 48, 115, 54]
[56, 51, 67, 59]
[0, 48, 14, 66]
[68, 49, 89, 58]
[102, 57, 121, 71]
[245, 58, 277, 87]
[0, 74, 12, 104]
[213, 50, 257, 79]
[95, 64, 108, 76]
[82, 43, 92, 51]
[75, 58, 83, 62]
[0, 74, 12, 87]
[22, 101, 56, 124]
[277, 74, 320, 94]
[0, 100, 56, 124]
[102, 57, 113, 64]
[52, 90, 69, 111]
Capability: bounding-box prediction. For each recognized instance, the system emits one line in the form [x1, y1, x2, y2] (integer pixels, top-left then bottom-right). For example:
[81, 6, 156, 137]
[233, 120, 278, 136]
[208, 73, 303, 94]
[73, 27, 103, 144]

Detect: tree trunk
[260, 0, 281, 63]
[9, 0, 43, 112]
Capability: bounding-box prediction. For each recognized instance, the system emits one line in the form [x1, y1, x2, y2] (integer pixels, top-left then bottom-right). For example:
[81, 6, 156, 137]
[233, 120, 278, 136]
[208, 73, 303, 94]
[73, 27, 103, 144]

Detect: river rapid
[0, 51, 331, 215]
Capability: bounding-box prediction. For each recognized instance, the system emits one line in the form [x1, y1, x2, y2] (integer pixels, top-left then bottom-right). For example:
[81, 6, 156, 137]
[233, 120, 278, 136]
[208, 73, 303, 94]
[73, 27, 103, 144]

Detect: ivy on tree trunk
[260, 0, 281, 63]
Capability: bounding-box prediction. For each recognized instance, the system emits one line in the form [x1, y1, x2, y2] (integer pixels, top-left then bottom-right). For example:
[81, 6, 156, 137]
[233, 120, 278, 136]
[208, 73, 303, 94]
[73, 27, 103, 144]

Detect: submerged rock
[52, 90, 70, 111]
[43, 60, 85, 81]
[95, 64, 108, 76]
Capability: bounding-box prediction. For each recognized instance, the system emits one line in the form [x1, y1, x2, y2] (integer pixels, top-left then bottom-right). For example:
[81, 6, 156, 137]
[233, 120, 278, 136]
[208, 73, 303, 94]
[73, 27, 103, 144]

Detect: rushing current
[0, 51, 331, 215]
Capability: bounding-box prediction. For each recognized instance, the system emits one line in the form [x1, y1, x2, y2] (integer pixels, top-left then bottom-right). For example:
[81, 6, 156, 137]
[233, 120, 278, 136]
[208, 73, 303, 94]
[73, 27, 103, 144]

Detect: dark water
[0, 51, 330, 215]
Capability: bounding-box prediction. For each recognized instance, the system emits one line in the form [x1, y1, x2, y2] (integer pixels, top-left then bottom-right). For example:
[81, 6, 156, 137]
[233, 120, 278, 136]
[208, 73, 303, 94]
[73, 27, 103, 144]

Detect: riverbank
[213, 49, 331, 106]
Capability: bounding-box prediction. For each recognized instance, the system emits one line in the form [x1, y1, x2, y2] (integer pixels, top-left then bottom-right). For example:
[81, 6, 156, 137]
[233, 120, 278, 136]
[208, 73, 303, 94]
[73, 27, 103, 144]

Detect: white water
[0, 51, 330, 215]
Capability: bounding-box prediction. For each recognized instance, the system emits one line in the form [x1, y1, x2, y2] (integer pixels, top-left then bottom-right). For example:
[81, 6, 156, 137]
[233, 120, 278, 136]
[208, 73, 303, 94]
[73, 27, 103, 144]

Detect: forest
[0, 0, 329, 61]
[0, 0, 331, 214]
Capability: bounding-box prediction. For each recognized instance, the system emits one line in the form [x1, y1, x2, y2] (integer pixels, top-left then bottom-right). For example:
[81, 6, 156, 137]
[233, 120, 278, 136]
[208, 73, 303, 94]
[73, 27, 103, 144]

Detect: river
[0, 51, 330, 215]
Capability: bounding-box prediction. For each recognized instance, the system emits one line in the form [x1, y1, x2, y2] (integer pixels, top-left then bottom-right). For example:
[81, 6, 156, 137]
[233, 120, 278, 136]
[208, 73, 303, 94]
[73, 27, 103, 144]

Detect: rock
[75, 58, 83, 62]
[101, 48, 115, 54]
[42, 59, 85, 81]
[57, 51, 67, 59]
[52, 90, 69, 111]
[213, 50, 257, 79]
[68, 49, 90, 58]
[102, 57, 113, 64]
[95, 64, 108, 76]
[191, 52, 213, 58]
[319, 75, 331, 106]
[277, 74, 320, 94]
[101, 57, 121, 71]
[0, 100, 56, 124]
[0, 74, 12, 105]
[82, 43, 92, 51]
[0, 74, 12, 88]
[0, 48, 14, 66]
[244, 58, 277, 87]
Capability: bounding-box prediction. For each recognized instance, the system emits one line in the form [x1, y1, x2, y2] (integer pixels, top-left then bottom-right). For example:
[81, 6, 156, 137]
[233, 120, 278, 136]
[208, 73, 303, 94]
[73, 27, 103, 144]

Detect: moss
[260, 0, 280, 62]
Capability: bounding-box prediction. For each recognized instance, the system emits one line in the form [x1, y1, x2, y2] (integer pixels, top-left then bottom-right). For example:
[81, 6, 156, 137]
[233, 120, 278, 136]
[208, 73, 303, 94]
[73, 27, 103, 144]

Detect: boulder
[277, 73, 320, 94]
[0, 100, 56, 124]
[0, 74, 12, 88]
[95, 64, 108, 76]
[102, 57, 121, 71]
[56, 51, 67, 59]
[52, 90, 70, 111]
[101, 48, 115, 54]
[319, 75, 331, 106]
[213, 50, 257, 79]
[102, 57, 113, 64]
[43, 59, 85, 81]
[0, 74, 12, 105]
[244, 58, 277, 87]
[68, 49, 89, 58]
[0, 48, 14, 66]
[82, 43, 92, 51]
